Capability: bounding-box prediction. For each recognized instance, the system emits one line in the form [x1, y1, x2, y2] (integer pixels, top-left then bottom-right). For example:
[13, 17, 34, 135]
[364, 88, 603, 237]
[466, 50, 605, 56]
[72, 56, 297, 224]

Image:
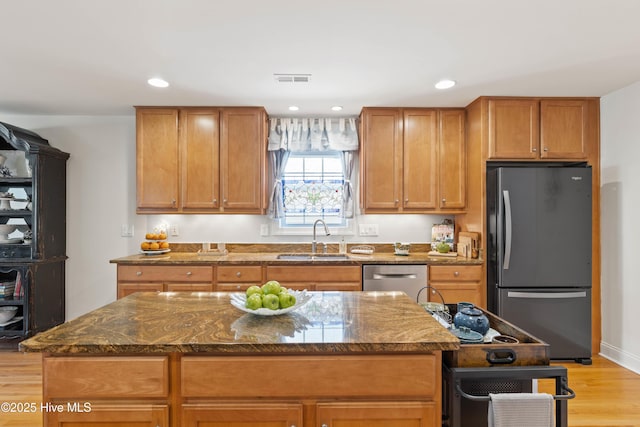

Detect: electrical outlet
[120, 224, 134, 237]
[170, 225, 179, 236]
[260, 224, 269, 237]
[358, 224, 379, 236]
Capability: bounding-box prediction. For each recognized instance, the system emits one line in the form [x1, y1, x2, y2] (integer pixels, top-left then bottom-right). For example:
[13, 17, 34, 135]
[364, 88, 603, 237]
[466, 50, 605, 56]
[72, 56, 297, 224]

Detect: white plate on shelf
[0, 316, 23, 328]
[230, 290, 314, 316]
[139, 249, 171, 255]
[0, 238, 22, 244]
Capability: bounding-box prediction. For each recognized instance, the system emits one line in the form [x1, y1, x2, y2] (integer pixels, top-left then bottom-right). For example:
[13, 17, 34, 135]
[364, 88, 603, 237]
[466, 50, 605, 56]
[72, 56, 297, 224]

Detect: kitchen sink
[276, 253, 351, 261]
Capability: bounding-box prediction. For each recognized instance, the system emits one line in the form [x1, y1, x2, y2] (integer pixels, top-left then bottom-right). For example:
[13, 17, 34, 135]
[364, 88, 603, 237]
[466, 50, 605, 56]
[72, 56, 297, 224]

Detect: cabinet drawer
[266, 265, 361, 282]
[45, 404, 169, 426]
[182, 354, 437, 399]
[119, 265, 213, 282]
[44, 356, 169, 398]
[429, 265, 482, 282]
[216, 265, 262, 283]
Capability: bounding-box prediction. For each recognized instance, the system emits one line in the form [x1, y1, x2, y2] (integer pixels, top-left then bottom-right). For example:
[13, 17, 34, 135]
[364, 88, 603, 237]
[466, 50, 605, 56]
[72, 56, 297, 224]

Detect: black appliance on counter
[487, 164, 592, 363]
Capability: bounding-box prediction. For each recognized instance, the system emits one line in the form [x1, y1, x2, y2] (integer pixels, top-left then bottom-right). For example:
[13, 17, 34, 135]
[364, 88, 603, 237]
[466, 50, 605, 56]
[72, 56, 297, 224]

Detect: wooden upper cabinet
[487, 98, 589, 160]
[540, 99, 588, 159]
[488, 99, 539, 159]
[180, 108, 220, 210]
[360, 108, 402, 210]
[404, 109, 438, 210]
[360, 107, 465, 213]
[220, 108, 266, 212]
[136, 108, 180, 210]
[438, 109, 466, 209]
[136, 106, 266, 214]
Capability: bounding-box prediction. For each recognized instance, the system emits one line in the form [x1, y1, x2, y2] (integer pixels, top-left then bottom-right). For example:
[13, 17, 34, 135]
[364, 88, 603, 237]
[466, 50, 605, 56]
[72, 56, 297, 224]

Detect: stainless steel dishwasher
[362, 264, 427, 301]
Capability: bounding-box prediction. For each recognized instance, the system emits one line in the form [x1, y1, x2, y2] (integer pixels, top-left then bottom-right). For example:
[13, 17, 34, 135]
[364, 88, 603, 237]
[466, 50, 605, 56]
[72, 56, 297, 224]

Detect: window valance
[268, 117, 359, 152]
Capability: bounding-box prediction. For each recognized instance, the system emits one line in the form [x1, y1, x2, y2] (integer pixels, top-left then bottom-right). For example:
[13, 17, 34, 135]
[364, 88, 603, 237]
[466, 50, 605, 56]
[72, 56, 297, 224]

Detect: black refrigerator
[486, 165, 592, 363]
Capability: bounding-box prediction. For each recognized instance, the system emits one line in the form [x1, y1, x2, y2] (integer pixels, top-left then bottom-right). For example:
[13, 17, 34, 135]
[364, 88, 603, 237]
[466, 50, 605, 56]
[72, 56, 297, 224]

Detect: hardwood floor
[0, 351, 638, 426]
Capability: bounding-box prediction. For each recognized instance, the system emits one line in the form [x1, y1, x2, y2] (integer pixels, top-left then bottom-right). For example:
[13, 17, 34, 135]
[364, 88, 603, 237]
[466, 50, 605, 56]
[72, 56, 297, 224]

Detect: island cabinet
[117, 265, 213, 298]
[42, 356, 170, 427]
[359, 107, 465, 213]
[136, 106, 267, 214]
[487, 98, 592, 160]
[428, 265, 484, 308]
[180, 354, 439, 427]
[265, 265, 362, 291]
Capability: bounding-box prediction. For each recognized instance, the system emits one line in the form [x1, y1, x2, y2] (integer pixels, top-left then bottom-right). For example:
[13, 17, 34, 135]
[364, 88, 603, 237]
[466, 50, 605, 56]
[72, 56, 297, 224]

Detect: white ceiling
[2, 0, 640, 117]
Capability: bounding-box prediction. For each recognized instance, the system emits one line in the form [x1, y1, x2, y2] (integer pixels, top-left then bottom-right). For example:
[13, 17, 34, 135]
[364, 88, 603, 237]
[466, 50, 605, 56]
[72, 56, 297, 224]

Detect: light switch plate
[120, 224, 134, 237]
[359, 224, 379, 236]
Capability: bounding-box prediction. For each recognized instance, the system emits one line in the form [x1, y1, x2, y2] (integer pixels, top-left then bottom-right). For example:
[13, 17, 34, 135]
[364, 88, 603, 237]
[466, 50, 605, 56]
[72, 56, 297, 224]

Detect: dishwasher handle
[372, 273, 417, 280]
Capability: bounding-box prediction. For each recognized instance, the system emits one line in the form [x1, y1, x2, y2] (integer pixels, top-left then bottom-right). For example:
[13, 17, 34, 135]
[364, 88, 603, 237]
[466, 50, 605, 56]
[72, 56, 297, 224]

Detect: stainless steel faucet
[312, 219, 330, 253]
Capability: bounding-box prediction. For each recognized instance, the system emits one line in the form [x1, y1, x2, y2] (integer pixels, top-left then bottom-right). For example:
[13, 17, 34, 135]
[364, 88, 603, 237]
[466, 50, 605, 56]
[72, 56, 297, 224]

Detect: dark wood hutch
[0, 122, 68, 348]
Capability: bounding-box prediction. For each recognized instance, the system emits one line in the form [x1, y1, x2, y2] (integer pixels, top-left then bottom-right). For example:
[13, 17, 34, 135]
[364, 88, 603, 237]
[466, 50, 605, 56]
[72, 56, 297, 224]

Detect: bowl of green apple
[230, 280, 314, 316]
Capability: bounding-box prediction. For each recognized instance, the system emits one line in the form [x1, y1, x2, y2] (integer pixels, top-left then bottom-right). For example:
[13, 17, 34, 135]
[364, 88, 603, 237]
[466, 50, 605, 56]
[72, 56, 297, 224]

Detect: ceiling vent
[274, 73, 311, 83]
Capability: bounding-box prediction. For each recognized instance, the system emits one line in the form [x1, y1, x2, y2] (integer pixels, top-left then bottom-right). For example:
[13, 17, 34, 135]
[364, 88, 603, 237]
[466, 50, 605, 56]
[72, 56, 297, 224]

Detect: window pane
[280, 153, 345, 227]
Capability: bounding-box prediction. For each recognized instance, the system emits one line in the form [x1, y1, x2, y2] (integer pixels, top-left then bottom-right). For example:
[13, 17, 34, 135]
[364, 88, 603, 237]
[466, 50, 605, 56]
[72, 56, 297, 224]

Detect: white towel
[488, 393, 554, 427]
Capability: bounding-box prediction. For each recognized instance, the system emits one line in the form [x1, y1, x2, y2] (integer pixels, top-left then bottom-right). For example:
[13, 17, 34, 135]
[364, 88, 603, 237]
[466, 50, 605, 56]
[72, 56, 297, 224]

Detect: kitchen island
[21, 291, 459, 427]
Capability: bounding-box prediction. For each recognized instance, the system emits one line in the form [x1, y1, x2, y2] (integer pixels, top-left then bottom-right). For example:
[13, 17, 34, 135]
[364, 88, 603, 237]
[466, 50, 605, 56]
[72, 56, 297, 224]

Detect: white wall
[600, 81, 640, 373]
[1, 114, 448, 319]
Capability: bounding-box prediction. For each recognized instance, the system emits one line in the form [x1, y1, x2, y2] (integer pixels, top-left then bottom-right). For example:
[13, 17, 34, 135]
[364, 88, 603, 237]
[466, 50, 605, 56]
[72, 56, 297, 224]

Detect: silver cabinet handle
[171, 198, 176, 206]
[213, 198, 217, 203]
[454, 271, 459, 277]
[322, 425, 328, 427]
[186, 271, 192, 276]
[442, 198, 446, 203]
[532, 147, 537, 152]
[502, 190, 512, 270]
[236, 271, 242, 277]
[236, 285, 241, 290]
[543, 147, 549, 152]
[136, 271, 142, 276]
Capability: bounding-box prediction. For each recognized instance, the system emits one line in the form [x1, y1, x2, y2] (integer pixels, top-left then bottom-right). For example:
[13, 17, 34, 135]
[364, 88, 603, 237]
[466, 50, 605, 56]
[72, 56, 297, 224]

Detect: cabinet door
[361, 108, 403, 211]
[316, 401, 436, 427]
[487, 99, 539, 159]
[438, 109, 466, 209]
[117, 282, 164, 299]
[403, 109, 437, 209]
[180, 108, 220, 210]
[136, 108, 180, 210]
[429, 265, 483, 307]
[540, 99, 588, 159]
[219, 108, 265, 212]
[46, 404, 169, 427]
[182, 403, 303, 427]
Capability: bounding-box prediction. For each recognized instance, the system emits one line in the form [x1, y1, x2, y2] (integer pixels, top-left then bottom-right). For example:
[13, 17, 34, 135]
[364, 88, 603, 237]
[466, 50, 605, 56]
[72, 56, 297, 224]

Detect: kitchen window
[279, 152, 346, 228]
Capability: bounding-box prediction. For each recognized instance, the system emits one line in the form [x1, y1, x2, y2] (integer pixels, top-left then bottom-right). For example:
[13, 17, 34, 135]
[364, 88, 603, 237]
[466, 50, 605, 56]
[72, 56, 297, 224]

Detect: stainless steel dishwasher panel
[362, 265, 427, 300]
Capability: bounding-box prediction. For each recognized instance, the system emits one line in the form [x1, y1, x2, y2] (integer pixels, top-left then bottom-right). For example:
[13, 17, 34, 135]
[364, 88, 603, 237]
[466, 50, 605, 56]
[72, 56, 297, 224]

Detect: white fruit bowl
[0, 224, 17, 239]
[0, 306, 18, 323]
[230, 290, 313, 316]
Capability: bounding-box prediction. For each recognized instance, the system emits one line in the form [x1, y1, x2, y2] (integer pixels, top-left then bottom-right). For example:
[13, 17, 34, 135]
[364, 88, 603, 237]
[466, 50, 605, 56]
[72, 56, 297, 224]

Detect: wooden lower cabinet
[428, 265, 484, 308]
[182, 403, 303, 426]
[117, 265, 214, 298]
[265, 265, 362, 291]
[316, 401, 436, 427]
[41, 353, 441, 427]
[215, 265, 263, 292]
[45, 404, 169, 427]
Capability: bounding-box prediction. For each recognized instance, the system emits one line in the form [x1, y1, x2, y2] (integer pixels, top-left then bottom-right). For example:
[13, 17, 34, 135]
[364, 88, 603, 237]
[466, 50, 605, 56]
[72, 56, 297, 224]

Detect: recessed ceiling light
[435, 79, 456, 90]
[288, 106, 299, 111]
[331, 106, 343, 111]
[148, 78, 169, 88]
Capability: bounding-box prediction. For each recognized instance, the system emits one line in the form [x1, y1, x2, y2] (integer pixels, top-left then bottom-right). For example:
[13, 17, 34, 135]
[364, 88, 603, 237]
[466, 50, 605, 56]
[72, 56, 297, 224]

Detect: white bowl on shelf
[0, 224, 17, 240]
[0, 306, 18, 323]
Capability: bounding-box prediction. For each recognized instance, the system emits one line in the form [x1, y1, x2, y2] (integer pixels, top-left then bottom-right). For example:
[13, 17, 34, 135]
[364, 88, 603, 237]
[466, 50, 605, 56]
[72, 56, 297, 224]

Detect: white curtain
[268, 118, 359, 152]
[267, 117, 359, 219]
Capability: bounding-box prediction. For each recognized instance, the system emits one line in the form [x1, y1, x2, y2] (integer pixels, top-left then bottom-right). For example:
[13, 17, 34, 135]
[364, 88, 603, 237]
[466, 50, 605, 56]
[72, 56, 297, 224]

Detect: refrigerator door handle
[503, 190, 512, 270]
[507, 291, 588, 299]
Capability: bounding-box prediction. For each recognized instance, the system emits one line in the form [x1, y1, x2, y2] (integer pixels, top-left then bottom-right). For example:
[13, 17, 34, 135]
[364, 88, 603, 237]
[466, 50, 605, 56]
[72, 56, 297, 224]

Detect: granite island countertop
[20, 291, 459, 354]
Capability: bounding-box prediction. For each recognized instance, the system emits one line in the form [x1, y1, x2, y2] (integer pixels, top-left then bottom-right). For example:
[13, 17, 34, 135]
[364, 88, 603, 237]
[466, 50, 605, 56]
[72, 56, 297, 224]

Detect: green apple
[261, 280, 282, 295]
[279, 292, 296, 309]
[262, 293, 280, 310]
[245, 293, 263, 310]
[436, 242, 451, 253]
[245, 285, 263, 298]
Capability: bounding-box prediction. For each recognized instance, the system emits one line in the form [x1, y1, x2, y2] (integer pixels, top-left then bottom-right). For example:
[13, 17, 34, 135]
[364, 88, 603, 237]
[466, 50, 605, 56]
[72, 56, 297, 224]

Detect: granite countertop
[110, 243, 483, 266]
[20, 291, 460, 354]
